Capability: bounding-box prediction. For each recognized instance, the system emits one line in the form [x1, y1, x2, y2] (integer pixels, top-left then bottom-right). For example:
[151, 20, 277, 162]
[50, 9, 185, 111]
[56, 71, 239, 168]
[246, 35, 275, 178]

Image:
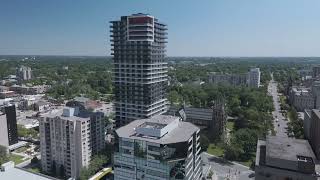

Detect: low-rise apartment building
[208, 72, 248, 86]
[255, 136, 317, 180]
[289, 86, 314, 111]
[10, 85, 50, 95]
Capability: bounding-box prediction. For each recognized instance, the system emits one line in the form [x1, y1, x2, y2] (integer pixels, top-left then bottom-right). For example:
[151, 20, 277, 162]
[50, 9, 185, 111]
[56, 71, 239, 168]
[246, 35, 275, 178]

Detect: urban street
[201, 152, 254, 180]
[268, 74, 288, 137]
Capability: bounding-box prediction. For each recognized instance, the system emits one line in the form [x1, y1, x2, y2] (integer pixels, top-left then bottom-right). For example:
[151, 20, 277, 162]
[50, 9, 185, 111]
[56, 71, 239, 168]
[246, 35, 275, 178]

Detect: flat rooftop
[41, 108, 90, 122]
[291, 86, 311, 95]
[116, 115, 199, 144]
[0, 167, 54, 180]
[266, 136, 316, 162]
[139, 121, 166, 130]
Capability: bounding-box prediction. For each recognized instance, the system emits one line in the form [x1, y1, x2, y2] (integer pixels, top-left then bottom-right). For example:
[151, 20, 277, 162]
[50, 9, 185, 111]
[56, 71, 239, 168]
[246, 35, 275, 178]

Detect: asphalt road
[201, 152, 254, 180]
[268, 74, 288, 137]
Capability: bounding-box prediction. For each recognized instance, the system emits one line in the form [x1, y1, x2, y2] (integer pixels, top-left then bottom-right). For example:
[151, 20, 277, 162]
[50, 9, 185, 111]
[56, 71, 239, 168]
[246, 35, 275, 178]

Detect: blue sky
[1, 0, 320, 56]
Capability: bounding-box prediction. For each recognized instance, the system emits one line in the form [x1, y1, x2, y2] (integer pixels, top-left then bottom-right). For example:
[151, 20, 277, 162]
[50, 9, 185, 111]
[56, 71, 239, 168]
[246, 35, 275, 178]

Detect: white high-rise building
[39, 107, 105, 179]
[248, 68, 261, 88]
[16, 65, 32, 82]
[113, 115, 202, 180]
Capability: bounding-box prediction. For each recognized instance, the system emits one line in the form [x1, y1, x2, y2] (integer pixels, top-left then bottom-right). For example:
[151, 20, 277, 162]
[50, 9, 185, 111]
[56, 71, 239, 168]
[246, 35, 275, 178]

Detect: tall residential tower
[0, 105, 18, 148]
[110, 13, 168, 127]
[248, 68, 261, 88]
[39, 107, 105, 179]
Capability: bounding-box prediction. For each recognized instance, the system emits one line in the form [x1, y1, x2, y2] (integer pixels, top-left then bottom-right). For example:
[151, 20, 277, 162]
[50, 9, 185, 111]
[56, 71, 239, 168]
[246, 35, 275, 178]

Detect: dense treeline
[168, 82, 274, 164]
[0, 57, 113, 100]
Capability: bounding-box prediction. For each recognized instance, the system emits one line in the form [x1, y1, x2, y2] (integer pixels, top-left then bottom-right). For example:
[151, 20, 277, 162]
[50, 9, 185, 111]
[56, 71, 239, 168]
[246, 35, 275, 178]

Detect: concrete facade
[0, 105, 18, 147]
[39, 107, 105, 179]
[309, 109, 320, 159]
[289, 86, 314, 112]
[312, 66, 320, 78]
[248, 68, 261, 88]
[311, 81, 320, 109]
[10, 85, 50, 95]
[255, 136, 317, 180]
[304, 109, 312, 140]
[16, 66, 32, 83]
[208, 72, 248, 86]
[0, 113, 9, 147]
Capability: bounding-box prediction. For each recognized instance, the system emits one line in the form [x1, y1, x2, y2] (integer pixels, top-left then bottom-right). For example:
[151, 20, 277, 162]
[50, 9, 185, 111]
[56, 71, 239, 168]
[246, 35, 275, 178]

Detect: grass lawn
[237, 159, 252, 167]
[207, 144, 224, 157]
[9, 154, 25, 165]
[28, 167, 41, 173]
[15, 146, 29, 153]
[236, 153, 256, 168]
[226, 121, 234, 131]
[279, 95, 286, 104]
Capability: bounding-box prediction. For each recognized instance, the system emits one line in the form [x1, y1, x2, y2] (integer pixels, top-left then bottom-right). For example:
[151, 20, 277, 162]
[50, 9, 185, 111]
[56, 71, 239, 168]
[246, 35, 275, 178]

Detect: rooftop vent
[62, 107, 75, 117]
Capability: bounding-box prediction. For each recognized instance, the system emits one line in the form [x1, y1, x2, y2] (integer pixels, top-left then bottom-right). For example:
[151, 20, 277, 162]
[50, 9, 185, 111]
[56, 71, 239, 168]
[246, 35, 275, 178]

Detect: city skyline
[1, 0, 320, 57]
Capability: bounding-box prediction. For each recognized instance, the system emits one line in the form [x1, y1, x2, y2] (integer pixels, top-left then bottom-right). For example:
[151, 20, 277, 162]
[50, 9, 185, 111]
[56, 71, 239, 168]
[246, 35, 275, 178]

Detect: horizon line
[1, 54, 320, 58]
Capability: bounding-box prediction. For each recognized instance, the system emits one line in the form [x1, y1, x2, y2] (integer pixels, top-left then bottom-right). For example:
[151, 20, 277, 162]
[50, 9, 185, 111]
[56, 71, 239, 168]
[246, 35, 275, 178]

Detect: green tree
[168, 90, 180, 104]
[224, 143, 243, 161]
[232, 129, 258, 158]
[79, 154, 109, 180]
[17, 125, 38, 139]
[0, 145, 8, 165]
[200, 134, 210, 152]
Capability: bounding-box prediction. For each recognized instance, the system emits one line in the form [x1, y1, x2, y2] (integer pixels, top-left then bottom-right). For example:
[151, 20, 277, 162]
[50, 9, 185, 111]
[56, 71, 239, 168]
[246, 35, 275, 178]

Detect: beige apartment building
[39, 107, 105, 179]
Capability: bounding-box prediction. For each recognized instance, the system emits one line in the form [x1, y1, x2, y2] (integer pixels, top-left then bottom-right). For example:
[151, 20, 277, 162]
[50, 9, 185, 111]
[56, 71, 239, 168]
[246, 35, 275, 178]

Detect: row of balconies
[128, 26, 153, 31]
[111, 46, 152, 50]
[111, 52, 166, 57]
[154, 25, 168, 31]
[128, 23, 153, 28]
[116, 107, 166, 118]
[114, 77, 167, 82]
[114, 69, 167, 73]
[115, 98, 166, 107]
[114, 88, 165, 93]
[114, 79, 167, 84]
[114, 63, 167, 67]
[113, 67, 167, 71]
[113, 60, 166, 64]
[113, 68, 167, 73]
[114, 72, 168, 78]
[116, 95, 166, 105]
[115, 95, 165, 101]
[115, 93, 165, 100]
[115, 94, 165, 101]
[111, 42, 166, 47]
[114, 74, 167, 80]
[112, 56, 166, 61]
[113, 64, 168, 70]
[115, 96, 166, 103]
[154, 39, 168, 43]
[114, 67, 167, 72]
[128, 31, 154, 35]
